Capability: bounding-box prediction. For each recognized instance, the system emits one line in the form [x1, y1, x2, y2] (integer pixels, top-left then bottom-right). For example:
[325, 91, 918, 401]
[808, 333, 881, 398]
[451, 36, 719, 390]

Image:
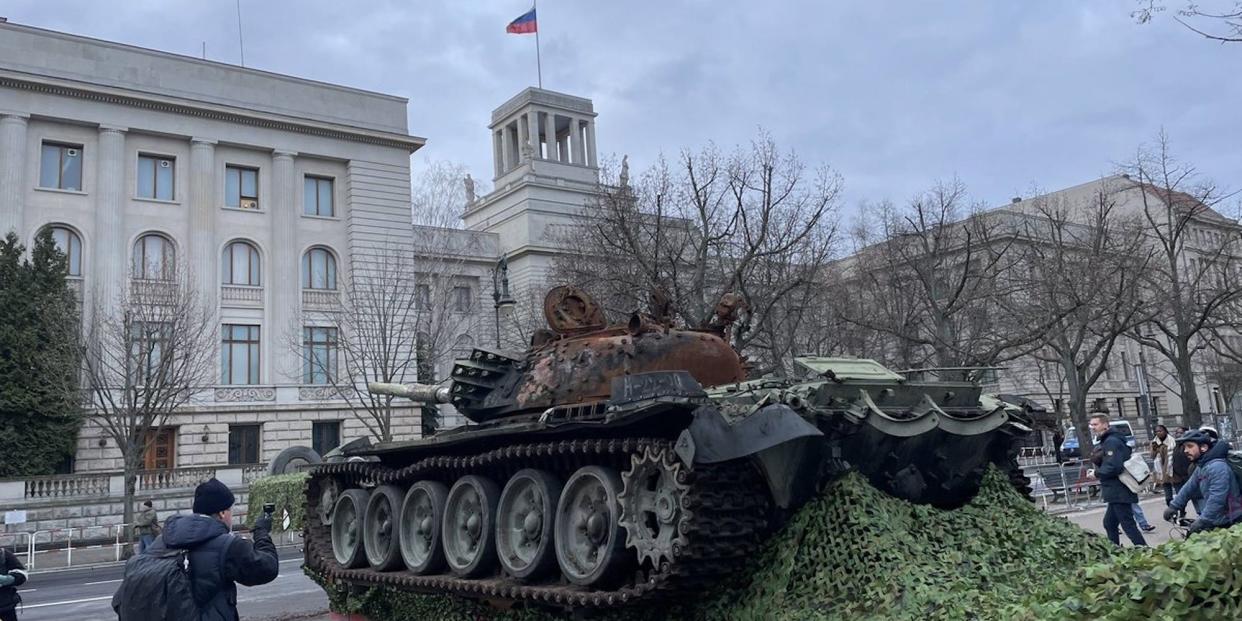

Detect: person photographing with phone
[113, 478, 280, 620]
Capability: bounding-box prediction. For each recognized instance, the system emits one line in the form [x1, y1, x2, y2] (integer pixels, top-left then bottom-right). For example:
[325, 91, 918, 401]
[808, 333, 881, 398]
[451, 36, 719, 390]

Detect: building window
[221, 324, 260, 385]
[225, 165, 259, 209]
[312, 421, 341, 457]
[304, 176, 334, 217]
[39, 142, 83, 191]
[137, 154, 175, 200]
[1115, 398, 1126, 418]
[48, 226, 82, 276]
[227, 424, 261, 465]
[132, 234, 175, 280]
[415, 284, 431, 308]
[221, 241, 261, 286]
[130, 321, 168, 384]
[301, 248, 337, 290]
[453, 285, 472, 312]
[303, 326, 338, 384]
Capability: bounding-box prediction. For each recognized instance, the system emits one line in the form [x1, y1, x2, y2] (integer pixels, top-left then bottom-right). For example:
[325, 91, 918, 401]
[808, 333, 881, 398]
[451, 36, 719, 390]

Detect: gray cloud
[5, 1, 1236, 213]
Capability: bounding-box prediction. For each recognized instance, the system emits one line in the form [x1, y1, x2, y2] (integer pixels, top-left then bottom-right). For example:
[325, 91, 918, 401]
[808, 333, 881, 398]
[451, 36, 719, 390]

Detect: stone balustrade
[301, 289, 339, 309]
[137, 465, 219, 492]
[220, 284, 264, 306]
[23, 473, 112, 500]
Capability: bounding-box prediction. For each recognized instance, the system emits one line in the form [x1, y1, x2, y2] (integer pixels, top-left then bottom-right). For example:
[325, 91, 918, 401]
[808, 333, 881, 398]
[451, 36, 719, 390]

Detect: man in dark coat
[0, 546, 28, 621]
[113, 478, 279, 620]
[1089, 413, 1147, 546]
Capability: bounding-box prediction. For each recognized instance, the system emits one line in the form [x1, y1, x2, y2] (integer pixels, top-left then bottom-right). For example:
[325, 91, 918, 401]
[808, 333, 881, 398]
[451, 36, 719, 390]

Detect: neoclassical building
[0, 22, 422, 472]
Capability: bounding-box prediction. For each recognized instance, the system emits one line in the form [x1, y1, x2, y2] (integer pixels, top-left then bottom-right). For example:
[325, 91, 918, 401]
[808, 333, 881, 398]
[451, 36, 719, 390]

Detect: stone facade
[0, 22, 423, 472]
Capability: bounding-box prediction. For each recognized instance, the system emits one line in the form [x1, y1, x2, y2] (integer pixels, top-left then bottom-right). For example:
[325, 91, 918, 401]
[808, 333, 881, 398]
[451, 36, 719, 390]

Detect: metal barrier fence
[1023, 453, 1160, 512]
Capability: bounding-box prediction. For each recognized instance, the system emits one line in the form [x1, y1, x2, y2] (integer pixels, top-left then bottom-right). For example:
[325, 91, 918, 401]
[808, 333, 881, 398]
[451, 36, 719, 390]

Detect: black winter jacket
[1092, 429, 1138, 504]
[150, 513, 279, 620]
[1, 547, 28, 612]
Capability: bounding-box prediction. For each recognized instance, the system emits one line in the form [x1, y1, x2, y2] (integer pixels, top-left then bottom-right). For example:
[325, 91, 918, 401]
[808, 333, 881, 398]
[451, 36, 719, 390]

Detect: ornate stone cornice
[214, 387, 276, 402]
[0, 73, 424, 152]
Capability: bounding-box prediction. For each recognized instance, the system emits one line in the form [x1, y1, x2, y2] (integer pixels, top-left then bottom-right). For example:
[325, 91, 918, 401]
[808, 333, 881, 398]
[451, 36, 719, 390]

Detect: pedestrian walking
[134, 499, 160, 554]
[1150, 425, 1176, 506]
[1162, 430, 1242, 535]
[1089, 413, 1147, 546]
[1171, 426, 1193, 518]
[0, 546, 28, 621]
[112, 478, 279, 620]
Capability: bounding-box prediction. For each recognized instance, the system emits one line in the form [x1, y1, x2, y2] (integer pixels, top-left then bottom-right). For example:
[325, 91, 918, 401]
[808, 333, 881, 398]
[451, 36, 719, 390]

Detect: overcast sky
[5, 1, 1238, 214]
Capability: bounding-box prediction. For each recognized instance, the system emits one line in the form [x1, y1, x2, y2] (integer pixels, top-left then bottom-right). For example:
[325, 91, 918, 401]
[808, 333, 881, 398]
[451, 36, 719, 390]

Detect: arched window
[131, 234, 175, 280]
[221, 241, 261, 286]
[301, 247, 337, 290]
[48, 226, 82, 277]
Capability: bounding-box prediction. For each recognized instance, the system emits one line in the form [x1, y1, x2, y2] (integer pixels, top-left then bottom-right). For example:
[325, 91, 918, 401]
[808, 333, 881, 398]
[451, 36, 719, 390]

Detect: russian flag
[506, 7, 537, 34]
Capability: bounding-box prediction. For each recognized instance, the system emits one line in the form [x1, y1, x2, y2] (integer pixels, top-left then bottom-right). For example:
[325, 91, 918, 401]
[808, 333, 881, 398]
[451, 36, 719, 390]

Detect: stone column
[570, 117, 585, 165]
[0, 114, 29, 237]
[493, 130, 504, 178]
[527, 111, 541, 160]
[544, 114, 557, 162]
[269, 150, 299, 385]
[188, 138, 217, 306]
[500, 127, 513, 173]
[93, 126, 127, 306]
[585, 120, 598, 168]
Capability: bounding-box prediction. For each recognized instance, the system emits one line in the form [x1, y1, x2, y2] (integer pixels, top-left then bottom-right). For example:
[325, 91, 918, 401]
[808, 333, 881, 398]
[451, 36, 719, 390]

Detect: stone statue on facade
[619, 155, 630, 189]
[464, 174, 476, 204]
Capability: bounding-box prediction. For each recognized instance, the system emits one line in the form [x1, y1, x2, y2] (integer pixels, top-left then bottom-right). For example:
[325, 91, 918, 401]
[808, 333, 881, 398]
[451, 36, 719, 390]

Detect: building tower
[462, 88, 600, 294]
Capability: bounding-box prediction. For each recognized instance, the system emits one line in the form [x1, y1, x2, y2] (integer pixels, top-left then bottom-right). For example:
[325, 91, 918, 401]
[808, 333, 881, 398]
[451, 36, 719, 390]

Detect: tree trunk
[1064, 357, 1093, 459]
[122, 464, 138, 557]
[1176, 347, 1203, 428]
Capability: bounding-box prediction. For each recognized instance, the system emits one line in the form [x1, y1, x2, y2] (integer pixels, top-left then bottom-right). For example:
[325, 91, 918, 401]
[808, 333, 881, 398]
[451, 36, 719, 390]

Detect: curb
[28, 542, 303, 575]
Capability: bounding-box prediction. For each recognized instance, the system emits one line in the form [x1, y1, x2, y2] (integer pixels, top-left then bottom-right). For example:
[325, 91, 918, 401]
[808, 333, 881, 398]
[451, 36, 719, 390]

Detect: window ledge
[133, 196, 181, 206]
[34, 186, 87, 196]
[222, 206, 265, 214]
[301, 214, 340, 221]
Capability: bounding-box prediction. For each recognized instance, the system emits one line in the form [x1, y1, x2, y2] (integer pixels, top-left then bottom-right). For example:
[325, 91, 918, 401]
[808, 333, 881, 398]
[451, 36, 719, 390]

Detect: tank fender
[677, 404, 825, 509]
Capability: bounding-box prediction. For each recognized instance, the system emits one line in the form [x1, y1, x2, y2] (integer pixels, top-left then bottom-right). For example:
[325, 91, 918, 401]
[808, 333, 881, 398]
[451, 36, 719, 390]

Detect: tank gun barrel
[367, 382, 451, 403]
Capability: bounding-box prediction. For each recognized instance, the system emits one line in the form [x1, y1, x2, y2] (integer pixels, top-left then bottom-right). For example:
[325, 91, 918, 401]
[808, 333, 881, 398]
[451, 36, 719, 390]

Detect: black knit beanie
[193, 478, 235, 515]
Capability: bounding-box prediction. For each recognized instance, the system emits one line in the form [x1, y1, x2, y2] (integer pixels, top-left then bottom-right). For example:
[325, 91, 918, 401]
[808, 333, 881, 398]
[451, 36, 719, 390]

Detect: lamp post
[492, 255, 516, 348]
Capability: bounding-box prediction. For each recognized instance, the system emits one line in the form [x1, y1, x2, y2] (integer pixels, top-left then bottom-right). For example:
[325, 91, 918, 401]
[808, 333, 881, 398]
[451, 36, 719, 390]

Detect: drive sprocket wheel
[618, 445, 691, 568]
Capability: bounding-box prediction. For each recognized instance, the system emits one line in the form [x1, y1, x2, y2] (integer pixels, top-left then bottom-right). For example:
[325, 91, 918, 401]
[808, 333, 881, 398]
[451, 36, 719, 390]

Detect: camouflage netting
[308, 467, 1242, 620]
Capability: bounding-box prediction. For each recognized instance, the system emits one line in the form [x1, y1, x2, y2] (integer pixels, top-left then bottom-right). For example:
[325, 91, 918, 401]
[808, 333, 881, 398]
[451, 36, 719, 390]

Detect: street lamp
[492, 255, 516, 348]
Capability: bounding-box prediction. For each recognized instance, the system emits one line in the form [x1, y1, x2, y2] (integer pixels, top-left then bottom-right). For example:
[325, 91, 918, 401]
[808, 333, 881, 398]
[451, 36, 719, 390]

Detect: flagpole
[533, 0, 543, 88]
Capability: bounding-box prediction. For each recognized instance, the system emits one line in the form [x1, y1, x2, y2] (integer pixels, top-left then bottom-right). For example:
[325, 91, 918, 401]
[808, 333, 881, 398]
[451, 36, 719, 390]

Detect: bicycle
[1169, 516, 1195, 541]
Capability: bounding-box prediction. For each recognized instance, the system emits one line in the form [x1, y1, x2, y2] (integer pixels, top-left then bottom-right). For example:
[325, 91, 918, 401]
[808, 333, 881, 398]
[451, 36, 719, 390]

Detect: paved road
[15, 546, 327, 621]
[1062, 494, 1186, 546]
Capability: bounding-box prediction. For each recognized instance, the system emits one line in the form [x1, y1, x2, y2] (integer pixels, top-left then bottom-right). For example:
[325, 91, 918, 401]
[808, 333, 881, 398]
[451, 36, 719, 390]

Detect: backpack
[111, 546, 203, 621]
[1227, 451, 1242, 493]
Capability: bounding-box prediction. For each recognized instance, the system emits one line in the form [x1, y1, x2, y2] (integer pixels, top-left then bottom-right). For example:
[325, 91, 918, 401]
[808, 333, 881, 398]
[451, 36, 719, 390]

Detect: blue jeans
[138, 534, 155, 554]
[1132, 504, 1151, 529]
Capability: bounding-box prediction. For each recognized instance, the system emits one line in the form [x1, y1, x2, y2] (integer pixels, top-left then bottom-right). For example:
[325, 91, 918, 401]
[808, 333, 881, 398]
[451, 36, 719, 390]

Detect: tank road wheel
[331, 489, 369, 568]
[317, 478, 340, 526]
[555, 465, 626, 586]
[363, 485, 404, 570]
[496, 469, 563, 580]
[399, 481, 448, 574]
[442, 475, 501, 577]
[619, 446, 691, 568]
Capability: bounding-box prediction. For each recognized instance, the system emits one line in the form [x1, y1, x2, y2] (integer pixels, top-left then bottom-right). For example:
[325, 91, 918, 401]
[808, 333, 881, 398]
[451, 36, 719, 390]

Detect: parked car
[1059, 420, 1135, 460]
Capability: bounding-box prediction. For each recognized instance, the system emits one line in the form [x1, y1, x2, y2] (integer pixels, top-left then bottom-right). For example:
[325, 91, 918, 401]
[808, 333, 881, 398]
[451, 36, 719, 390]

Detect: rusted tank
[304, 286, 1032, 612]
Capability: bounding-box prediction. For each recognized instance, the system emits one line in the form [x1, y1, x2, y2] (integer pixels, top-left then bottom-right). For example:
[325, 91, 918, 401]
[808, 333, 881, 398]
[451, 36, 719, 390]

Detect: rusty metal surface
[514, 329, 746, 408]
[543, 285, 607, 334]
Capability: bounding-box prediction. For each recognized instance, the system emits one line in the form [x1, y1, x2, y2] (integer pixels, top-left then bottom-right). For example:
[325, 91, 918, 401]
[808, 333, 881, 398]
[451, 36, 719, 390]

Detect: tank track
[304, 437, 771, 610]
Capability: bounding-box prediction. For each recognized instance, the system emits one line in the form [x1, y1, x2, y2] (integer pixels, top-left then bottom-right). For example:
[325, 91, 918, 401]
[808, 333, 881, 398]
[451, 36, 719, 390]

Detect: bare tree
[80, 270, 216, 546]
[1125, 133, 1242, 428]
[295, 161, 486, 439]
[838, 180, 1050, 377]
[553, 131, 842, 375]
[1022, 185, 1153, 456]
[1134, 1, 1242, 42]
